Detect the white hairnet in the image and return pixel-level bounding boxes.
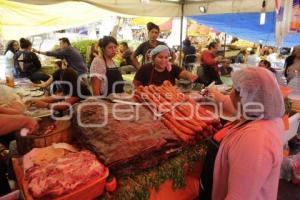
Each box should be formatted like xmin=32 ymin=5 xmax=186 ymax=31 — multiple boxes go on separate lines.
xmin=150 ymin=45 xmax=170 ymax=57
xmin=232 ymin=67 xmax=284 ymax=119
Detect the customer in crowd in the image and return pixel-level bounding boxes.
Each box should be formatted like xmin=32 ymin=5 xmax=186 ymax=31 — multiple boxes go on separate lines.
xmin=4 ymin=40 xmax=19 ymax=75
xmin=119 ymin=42 xmax=133 ymax=67
xmin=260 ymin=46 xmax=270 ymax=59
xmin=284 ymin=45 xmax=300 ymax=82
xmin=88 ymin=42 xmax=100 ymax=68
xmin=0 ymin=84 xmax=37 ymax=195
xmin=27 ymin=68 xmax=90 ymax=111
xmin=133 ymin=45 xmax=198 ymax=87
xmin=205 ymin=67 xmax=284 ymax=200
xmin=201 ymin=41 xmax=223 ymax=85
xmin=284 ymin=47 xmax=297 ymax=77
xmin=219 ymin=59 xmax=233 ymax=76
xmin=34 ymin=37 xmax=87 ymax=75
xmin=182 ymin=38 xmax=196 ymax=71
xmin=131 ymin=22 xmax=176 ymax=69
xmin=14 ymin=38 xmax=50 ymax=83
xmin=258 ymin=59 xmax=276 ymax=74
xmin=247 ymin=49 xmax=260 ymax=66
xmin=90 ymin=36 xmax=124 ymax=96
xmin=0 ymin=114 xmax=38 ymax=196
xmin=267 ymin=47 xmax=278 ymax=65
xmin=0 ymin=85 xmax=36 ymax=195
xmin=119 ymin=42 xmax=136 ymax=74
xmin=235 ymin=49 xmax=246 ymax=64
xmin=32 ymin=60 xmax=67 ymax=92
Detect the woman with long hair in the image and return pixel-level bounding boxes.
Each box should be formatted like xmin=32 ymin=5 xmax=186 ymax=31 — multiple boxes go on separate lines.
xmin=284 ymin=46 xmax=300 ymax=82
xmin=4 ymin=40 xmax=19 ymax=74
xmin=88 ymin=42 xmax=100 ymax=68
xmin=90 ymin=36 xmax=124 ymax=96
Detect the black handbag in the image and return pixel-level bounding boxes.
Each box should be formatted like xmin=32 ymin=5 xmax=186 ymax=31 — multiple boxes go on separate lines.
xmin=199 ymin=138 xmax=219 ymax=200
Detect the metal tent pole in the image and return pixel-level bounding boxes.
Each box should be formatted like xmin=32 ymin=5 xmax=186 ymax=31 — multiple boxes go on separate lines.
xmin=179 ymin=2 xmax=184 ymax=67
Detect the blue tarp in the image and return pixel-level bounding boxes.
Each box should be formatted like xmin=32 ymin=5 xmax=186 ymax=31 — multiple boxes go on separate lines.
xmin=283 ymin=34 xmax=300 ymax=47
xmin=189 ymin=12 xmax=300 ymax=47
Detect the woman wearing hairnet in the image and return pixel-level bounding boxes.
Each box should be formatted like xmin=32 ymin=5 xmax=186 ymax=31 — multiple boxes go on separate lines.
xmin=133 ymin=45 xmax=198 ymax=86
xmin=205 ymin=67 xmax=285 ymax=200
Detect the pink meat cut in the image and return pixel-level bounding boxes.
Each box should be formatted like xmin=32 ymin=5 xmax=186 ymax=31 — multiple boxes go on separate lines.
xmin=26 ymin=151 xmax=105 ymax=199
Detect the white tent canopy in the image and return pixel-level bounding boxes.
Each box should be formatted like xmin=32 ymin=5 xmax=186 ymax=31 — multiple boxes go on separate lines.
xmin=1 ymin=0 xmax=276 ymax=40
xmin=0 ymin=0 xmax=133 ymax=40
xmin=9 ymin=0 xmax=276 ymax=17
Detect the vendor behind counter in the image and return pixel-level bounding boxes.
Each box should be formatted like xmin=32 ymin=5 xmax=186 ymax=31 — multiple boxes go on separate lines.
xmin=133 ymin=45 xmax=198 ymax=87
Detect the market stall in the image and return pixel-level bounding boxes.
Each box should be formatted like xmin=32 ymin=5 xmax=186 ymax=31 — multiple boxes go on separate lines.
xmin=3 ymin=72 xmax=300 ymax=199
xmin=7 ymin=80 xmax=221 ymax=200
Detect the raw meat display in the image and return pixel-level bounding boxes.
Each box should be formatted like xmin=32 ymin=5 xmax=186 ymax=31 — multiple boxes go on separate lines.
xmin=73 ymin=99 xmax=181 ymax=176
xmin=134 ymin=81 xmax=221 ymax=142
xmin=26 ymin=151 xmax=106 ymax=199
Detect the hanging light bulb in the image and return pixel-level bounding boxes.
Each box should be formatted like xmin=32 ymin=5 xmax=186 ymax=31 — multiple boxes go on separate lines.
xmin=199 ymin=6 xmax=207 ymax=13
xmin=260 ymin=0 xmax=266 ymax=25
xmin=260 ymin=12 xmax=266 ymax=25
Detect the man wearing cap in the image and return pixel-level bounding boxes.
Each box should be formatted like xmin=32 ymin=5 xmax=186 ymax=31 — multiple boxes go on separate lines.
xmin=133 ymin=45 xmax=197 ymax=86
xmin=131 ymin=22 xmax=176 ymax=69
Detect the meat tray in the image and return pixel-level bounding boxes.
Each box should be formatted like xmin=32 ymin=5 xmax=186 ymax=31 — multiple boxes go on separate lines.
xmin=13 ymin=157 xmax=109 ymax=200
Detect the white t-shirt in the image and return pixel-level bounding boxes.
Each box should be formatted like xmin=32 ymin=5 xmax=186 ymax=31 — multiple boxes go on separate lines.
xmin=4 ymin=50 xmax=14 ymax=73
xmin=89 ymin=56 xmax=117 ymax=94
xmin=90 ymin=56 xmax=117 ymax=76
xmin=247 ymin=55 xmax=260 ymax=66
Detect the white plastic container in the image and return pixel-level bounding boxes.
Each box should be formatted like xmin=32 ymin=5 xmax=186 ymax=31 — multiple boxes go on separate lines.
xmin=284 ymin=113 xmax=300 ymax=143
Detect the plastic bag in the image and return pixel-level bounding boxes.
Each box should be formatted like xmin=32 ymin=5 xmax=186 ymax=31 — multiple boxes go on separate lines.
xmin=292 ymin=152 xmax=300 ymax=185
xmin=280 ymin=156 xmax=294 ymax=181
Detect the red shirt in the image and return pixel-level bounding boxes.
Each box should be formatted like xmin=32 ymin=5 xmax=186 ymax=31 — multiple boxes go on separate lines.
xmin=201 ymin=50 xmax=218 ymax=72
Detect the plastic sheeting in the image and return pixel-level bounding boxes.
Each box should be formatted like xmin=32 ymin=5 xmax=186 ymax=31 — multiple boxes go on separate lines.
xmin=189 ymin=12 xmax=276 ymax=46
xmin=189 ymin=12 xmax=300 ymax=47
xmin=0 ymin=0 xmax=128 ymax=40
xmin=282 ymin=34 xmax=300 ymax=47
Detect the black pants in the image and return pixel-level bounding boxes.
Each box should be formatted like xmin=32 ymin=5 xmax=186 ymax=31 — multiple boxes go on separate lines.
xmin=29 ymin=71 xmax=50 ymax=83
xmin=0 ymin=134 xmax=15 ymax=149
xmin=203 ymin=67 xmax=223 ymax=86
xmin=0 ymin=134 xmax=16 ymax=196
xmin=0 ymin=159 xmax=11 ymax=196
xmin=199 ymin=139 xmax=219 ymax=200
